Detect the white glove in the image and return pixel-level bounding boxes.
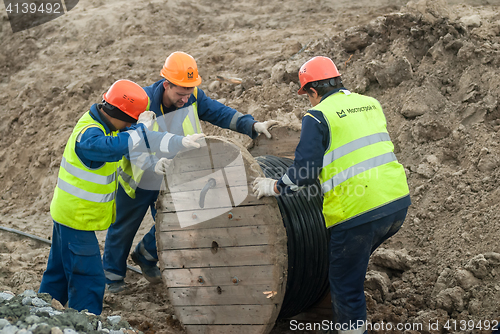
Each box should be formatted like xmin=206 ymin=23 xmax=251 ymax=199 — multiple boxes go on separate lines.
xmin=254 ymin=120 xmax=279 ymax=139
xmin=154 ymin=158 xmax=172 ymax=175
xmin=252 ymin=177 xmax=278 ymax=199
xmin=182 ymin=133 xmax=206 ymax=149
xmin=138 ymin=110 xmax=156 ymax=131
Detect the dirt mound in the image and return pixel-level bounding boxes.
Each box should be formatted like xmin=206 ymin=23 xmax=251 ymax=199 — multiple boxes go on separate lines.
xmin=1 ymin=0 xmax=500 ymax=333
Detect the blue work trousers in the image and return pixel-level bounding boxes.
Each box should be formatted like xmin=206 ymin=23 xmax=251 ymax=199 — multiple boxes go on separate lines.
xmin=102 ymin=184 xmax=159 ymax=283
xmin=39 ymin=221 xmax=105 ymax=315
xmin=329 ymin=207 xmax=408 ymax=334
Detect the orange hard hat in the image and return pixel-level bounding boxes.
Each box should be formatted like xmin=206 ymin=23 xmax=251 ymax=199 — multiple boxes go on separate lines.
xmin=102 ymin=79 xmax=150 ymax=120
xmin=160 ymin=51 xmax=202 ymax=87
xmin=298 ymin=56 xmax=341 ymax=95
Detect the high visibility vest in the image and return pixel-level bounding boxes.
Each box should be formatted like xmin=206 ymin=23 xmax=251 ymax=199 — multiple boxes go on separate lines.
xmin=118 ymin=88 xmax=201 ymax=198
xmin=317 ymin=90 xmax=410 ymax=228
xmin=50 ymin=111 xmax=119 ymax=231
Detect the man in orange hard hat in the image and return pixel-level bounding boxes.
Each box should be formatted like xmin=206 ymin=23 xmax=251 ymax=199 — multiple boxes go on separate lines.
xmin=103 ymin=51 xmax=278 ymax=292
xmin=253 ymin=56 xmax=411 ymax=334
xmin=39 ymin=79 xmax=204 ymax=315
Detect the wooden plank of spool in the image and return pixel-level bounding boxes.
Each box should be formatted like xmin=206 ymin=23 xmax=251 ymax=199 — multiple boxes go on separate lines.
xmin=157 ymin=205 xmax=282 ymax=232
xmin=158 ymin=225 xmax=274 ymax=250
xmin=168 ymin=285 xmax=278 ymax=306
xmin=156 ymin=137 xmax=287 ymax=334
xmin=161 ymin=265 xmax=281 ymax=287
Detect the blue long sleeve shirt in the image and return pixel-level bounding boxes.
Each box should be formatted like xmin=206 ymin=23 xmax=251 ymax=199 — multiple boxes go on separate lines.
xmin=75 ymin=104 xmax=184 ymax=169
xmin=143 ymin=79 xmax=258 ymax=138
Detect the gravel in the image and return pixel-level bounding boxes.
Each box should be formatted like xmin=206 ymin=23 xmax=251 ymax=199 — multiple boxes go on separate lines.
xmin=0 ymin=290 xmax=142 ymax=334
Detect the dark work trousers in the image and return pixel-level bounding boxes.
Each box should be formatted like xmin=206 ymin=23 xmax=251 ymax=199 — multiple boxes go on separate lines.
xmin=102 ymin=184 xmax=158 ymax=284
xmin=39 ymin=221 xmax=105 ymax=315
xmin=328 ymin=207 xmax=408 ymax=334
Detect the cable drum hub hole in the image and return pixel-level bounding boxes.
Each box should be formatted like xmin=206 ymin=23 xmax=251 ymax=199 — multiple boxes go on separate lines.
xmin=211 ymin=241 xmax=219 ymax=254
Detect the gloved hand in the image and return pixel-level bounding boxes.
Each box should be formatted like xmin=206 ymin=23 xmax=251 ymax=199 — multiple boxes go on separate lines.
xmin=182 ymin=133 xmax=206 ymax=149
xmin=138 ymin=110 xmax=156 ymax=131
xmin=254 ymin=120 xmax=279 ymax=139
xmin=252 ymin=177 xmax=278 ymax=199
xmin=154 ymin=158 xmax=172 ymax=175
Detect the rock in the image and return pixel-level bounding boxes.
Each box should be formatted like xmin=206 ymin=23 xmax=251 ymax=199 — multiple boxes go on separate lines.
xmin=342 ymin=27 xmax=371 ymax=52
xmin=455 ymin=269 xmax=480 ymax=290
xmin=21 ymin=290 xmax=37 ymax=298
xmin=207 ymin=80 xmax=220 ymax=92
xmin=435 ymin=286 xmax=465 ymax=313
xmin=405 ymin=0 xmax=449 ymax=24
xmin=371 ymin=56 xmax=413 ymax=88
xmin=484 ymin=252 xmax=500 ymax=265
xmin=416 ymin=163 xmax=435 ymax=179
xmin=51 ymin=299 xmax=65 ymax=311
xmin=51 ymin=327 xmax=63 ymax=334
xmin=468 ymin=298 xmax=482 ymax=315
xmin=399 ymin=86 xmax=446 ymax=118
xmin=365 ymin=271 xmax=392 ymax=302
xmin=280 ymin=40 xmax=303 ymax=58
xmin=465 ymin=254 xmax=489 ymax=279
xmin=477 ymin=154 xmax=499 ymax=172
xmin=412 ymin=120 xmax=451 ymax=143
xmin=371 ymin=248 xmax=414 ymax=271
xmin=460 ymin=15 xmax=481 ymax=28
xmin=426 ymin=155 xmax=439 ymax=165
xmin=271 ymin=62 xmax=287 ymax=84
xmin=0 ymin=319 xmax=10 ymax=330
xmin=24 ymin=315 xmax=40 ymax=325
xmin=63 ymin=329 xmax=78 ymax=334
xmin=433 ymin=267 xmax=454 ymax=296
xmin=270 ymin=61 xmax=299 ymax=84
xmin=1 ymin=325 xmax=19 ymax=334
xmin=31 ymin=297 xmax=49 ymax=307
xmin=107 ymin=316 xmax=122 ymax=326
xmin=0 ymin=292 xmax=14 ymax=301
xmin=22 ymin=297 xmax=33 ymax=306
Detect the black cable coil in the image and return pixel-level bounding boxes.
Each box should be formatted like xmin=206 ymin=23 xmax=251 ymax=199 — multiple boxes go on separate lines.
xmin=255 ymin=155 xmax=331 ymax=319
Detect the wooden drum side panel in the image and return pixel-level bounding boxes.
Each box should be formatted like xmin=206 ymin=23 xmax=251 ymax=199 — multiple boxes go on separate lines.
xmin=156 ymin=137 xmax=287 ymax=334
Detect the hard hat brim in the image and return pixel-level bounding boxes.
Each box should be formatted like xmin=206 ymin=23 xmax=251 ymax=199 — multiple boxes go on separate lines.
xmin=160 ymin=72 xmax=202 ymax=87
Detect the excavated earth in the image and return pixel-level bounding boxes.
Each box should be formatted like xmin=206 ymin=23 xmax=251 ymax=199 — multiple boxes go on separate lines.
xmin=1 ymin=0 xmax=500 ymax=333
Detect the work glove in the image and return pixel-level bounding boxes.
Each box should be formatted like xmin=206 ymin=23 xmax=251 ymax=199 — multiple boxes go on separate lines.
xmin=253 ymin=120 xmax=279 ymax=139
xmin=252 ymin=177 xmax=279 ymax=199
xmin=154 ymin=158 xmax=172 ymax=175
xmin=182 ymin=133 xmax=206 ymax=149
xmin=137 ymin=110 xmax=156 ymax=131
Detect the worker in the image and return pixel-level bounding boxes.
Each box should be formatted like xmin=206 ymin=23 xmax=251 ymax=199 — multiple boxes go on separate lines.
xmin=102 ymin=51 xmax=278 ymax=292
xmin=253 ymin=56 xmax=411 ymax=334
xmin=38 ymin=79 xmax=204 ymax=315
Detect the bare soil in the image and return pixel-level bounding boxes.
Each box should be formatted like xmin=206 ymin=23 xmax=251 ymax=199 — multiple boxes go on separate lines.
xmin=1 ymin=0 xmax=500 ymax=333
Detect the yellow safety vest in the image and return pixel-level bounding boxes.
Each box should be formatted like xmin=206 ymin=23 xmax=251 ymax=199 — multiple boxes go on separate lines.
xmin=50 ymin=111 xmax=119 ymax=231
xmin=118 ymin=88 xmax=201 ymax=198
xmin=317 ymin=90 xmax=410 ymax=228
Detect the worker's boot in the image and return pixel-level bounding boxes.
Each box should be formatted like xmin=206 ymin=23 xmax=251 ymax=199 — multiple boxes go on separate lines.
xmin=106 ymin=280 xmax=126 ymax=293
xmin=130 ymin=251 xmax=162 ymax=284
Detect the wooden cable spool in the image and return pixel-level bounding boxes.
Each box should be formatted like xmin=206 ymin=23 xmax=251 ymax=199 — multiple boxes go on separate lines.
xmin=156 ymin=136 xmax=288 ymax=334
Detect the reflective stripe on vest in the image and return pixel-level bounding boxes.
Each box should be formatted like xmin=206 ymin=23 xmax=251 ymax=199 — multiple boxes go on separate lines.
xmin=60 ymin=157 xmax=116 ymax=185
xmin=317 ymin=91 xmax=409 ymax=228
xmin=56 ymin=178 xmax=116 ymax=203
xmin=50 ymin=111 xmax=118 ymax=231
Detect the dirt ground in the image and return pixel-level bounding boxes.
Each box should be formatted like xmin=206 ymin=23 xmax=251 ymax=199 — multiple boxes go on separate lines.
xmin=1 ymin=0 xmax=500 ymax=333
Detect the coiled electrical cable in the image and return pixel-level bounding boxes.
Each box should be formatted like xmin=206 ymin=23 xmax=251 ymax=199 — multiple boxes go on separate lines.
xmin=255 ymin=155 xmax=331 ymax=319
